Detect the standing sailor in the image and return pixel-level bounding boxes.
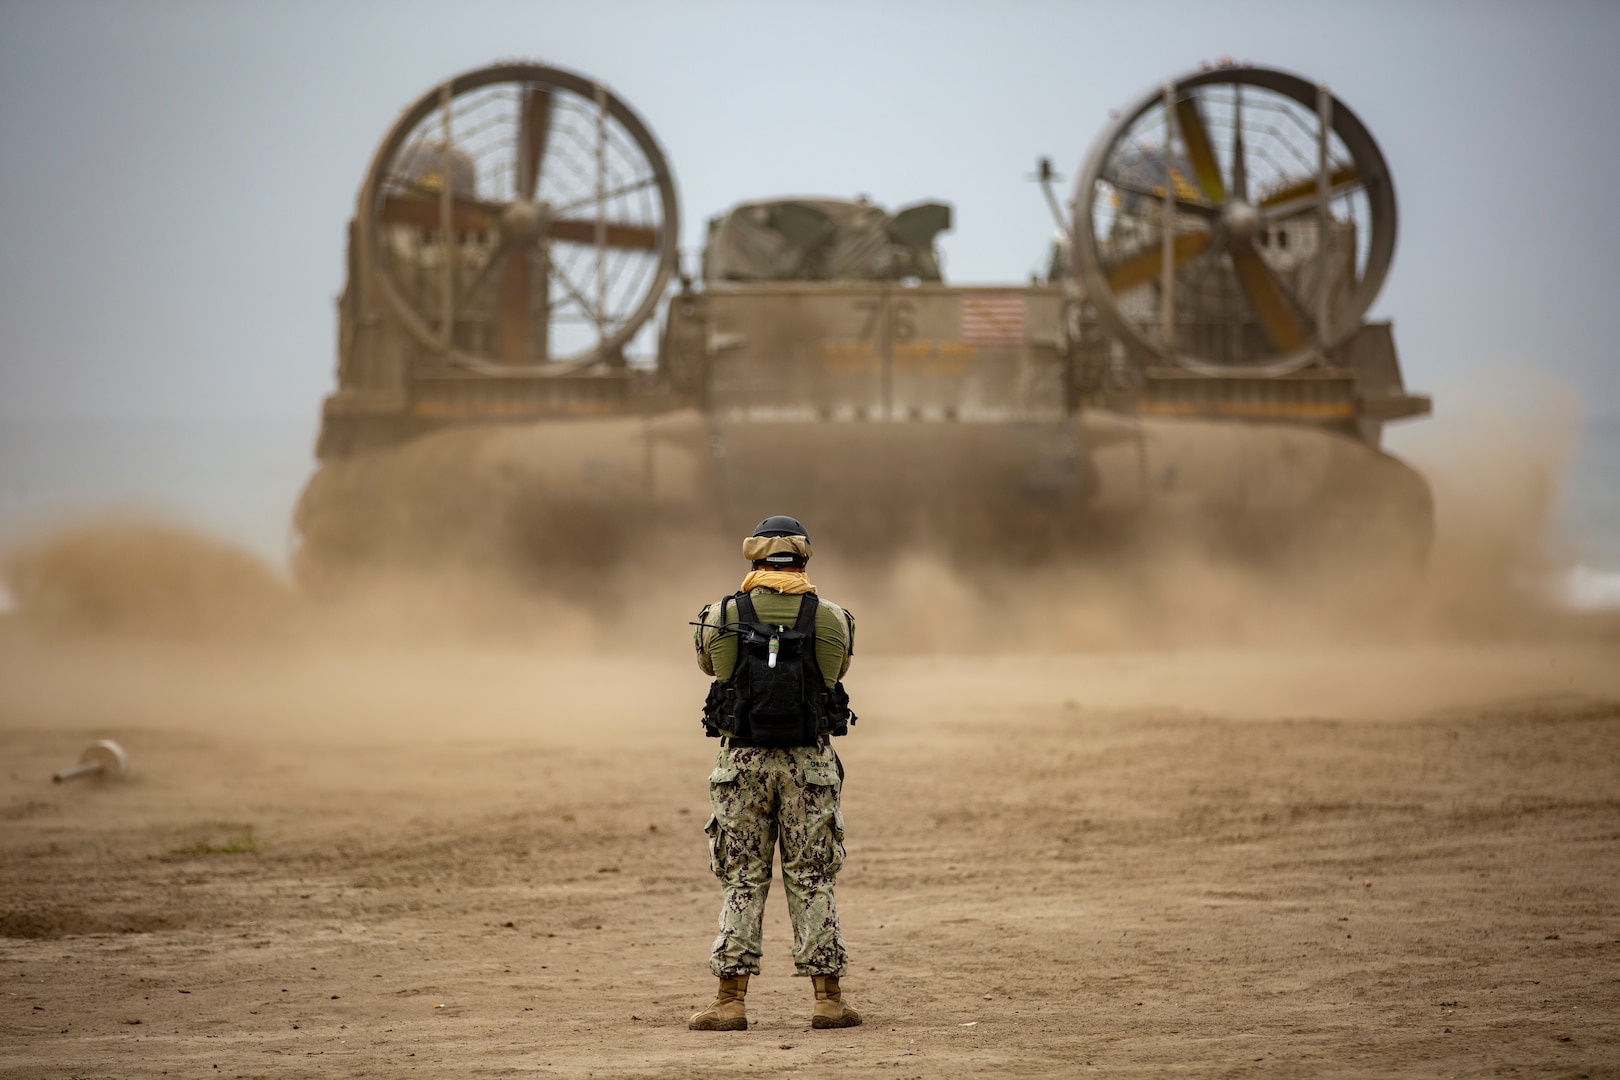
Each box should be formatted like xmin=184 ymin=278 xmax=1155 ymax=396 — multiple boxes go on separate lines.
xmin=689 ymin=515 xmax=861 ymax=1031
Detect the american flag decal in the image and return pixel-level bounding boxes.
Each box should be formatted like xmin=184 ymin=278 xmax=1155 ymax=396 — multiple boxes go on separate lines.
xmin=959 ymin=291 xmax=1027 ymax=346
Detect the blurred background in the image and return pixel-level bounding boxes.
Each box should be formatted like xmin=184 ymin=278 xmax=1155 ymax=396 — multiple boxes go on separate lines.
xmin=0 ymin=0 xmax=1615 ymax=606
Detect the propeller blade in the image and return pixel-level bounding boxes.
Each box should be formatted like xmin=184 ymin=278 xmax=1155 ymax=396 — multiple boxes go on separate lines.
xmin=380 ymin=196 xmax=495 ymax=233
xmin=1258 ymin=166 xmax=1360 ymax=209
xmin=519 ymin=85 xmax=551 ymax=200
xmin=1174 ymin=97 xmax=1226 ymax=204
xmin=1229 ymin=241 xmax=1311 ymax=350
xmin=1103 ymin=176 xmax=1219 ymax=218
xmin=548 ymin=219 xmax=660 ymax=250
xmin=498 ymin=248 xmax=533 ymax=365
xmin=1104 ymin=231 xmax=1212 ymax=293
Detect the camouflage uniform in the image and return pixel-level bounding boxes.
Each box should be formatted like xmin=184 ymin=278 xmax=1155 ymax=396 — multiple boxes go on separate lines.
xmin=705 ymin=741 xmax=847 ymax=977
xmin=695 ymin=586 xmax=853 ymax=979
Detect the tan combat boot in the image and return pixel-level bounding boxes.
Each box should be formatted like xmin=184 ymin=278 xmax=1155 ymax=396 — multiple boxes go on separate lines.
xmin=689 ymin=975 xmax=749 ymax=1031
xmin=810 ymin=974 xmax=862 ymax=1029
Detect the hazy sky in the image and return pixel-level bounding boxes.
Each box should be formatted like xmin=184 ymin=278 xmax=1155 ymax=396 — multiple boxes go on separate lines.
xmin=1 ymin=0 xmax=1617 ymax=427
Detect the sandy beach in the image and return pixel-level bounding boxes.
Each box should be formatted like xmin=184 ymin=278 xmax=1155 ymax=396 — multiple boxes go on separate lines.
xmin=3 ymin=627 xmax=1617 ymax=1077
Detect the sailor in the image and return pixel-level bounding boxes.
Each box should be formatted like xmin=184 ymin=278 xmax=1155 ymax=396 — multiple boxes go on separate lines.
xmin=688 ymin=515 xmax=861 ymax=1031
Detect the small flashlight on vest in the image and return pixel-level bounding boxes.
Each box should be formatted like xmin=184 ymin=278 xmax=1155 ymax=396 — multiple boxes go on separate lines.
xmin=768 ymin=634 xmax=780 ymax=668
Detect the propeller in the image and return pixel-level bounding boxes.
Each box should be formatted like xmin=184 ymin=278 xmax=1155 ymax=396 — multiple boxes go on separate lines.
xmin=1222 ymin=83 xmax=1307 ymax=350
xmin=1103 ymin=175 xmax=1219 ymax=219
xmin=377 ymin=83 xmax=660 ymax=363
xmin=1100 ymin=100 xmax=1223 ymax=302
xmin=361 ymin=63 xmax=680 ymax=372
xmin=1173 ymin=98 xmax=1225 ymax=204
xmin=547 ymin=220 xmax=659 ymax=249
xmin=1075 ymin=68 xmax=1397 ymax=376
xmin=1259 ymin=166 xmax=1361 ymax=222
xmin=1106 ymin=231 xmax=1211 ymax=294
xmin=379 ymin=196 xmax=656 ymax=248
xmin=1099 ymin=89 xmax=1323 ymax=354
xmin=1229 ymin=244 xmax=1309 ymax=350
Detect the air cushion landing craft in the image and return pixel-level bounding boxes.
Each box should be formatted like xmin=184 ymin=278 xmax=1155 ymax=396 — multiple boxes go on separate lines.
xmin=295 ymin=62 xmax=1431 ymax=583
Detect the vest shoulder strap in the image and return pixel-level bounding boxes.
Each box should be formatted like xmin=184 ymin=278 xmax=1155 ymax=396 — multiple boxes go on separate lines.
xmin=793 ymin=591 xmax=819 ymax=634
xmin=800 ymin=591 xmax=826 ymax=687
xmin=730 ymin=590 xmax=757 ymax=627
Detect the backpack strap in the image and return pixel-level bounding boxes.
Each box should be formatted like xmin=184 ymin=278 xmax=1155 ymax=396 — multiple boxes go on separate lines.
xmin=792 ymin=592 xmax=819 ymax=634
xmin=794 ymin=592 xmax=825 ymax=688
xmin=731 ymin=590 xmax=757 ymax=629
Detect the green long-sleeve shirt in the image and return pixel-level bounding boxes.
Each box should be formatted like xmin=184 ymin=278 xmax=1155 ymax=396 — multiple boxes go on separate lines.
xmin=694 ymin=588 xmax=853 ymax=688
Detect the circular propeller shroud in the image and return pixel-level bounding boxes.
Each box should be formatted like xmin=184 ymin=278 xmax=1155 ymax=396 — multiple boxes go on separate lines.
xmin=359 ymin=63 xmax=680 ymax=374
xmin=1072 ymin=67 xmax=1396 ymax=377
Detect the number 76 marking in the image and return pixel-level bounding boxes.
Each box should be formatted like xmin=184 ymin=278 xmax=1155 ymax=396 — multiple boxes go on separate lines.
xmin=853 ymin=298 xmax=916 ymax=342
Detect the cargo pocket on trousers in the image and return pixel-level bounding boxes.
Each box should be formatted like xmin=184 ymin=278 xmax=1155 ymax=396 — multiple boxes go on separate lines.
xmin=703 ymin=812 xmax=724 ymax=878
xmin=706 ymin=762 xmax=739 ymax=879
xmin=802 ymin=759 xmax=845 ymax=877
xmin=827 ymin=806 xmax=846 ymax=876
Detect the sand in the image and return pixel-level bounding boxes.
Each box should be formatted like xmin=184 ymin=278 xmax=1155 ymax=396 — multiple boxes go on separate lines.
xmin=3 ymin=398 xmax=1617 ymax=1077
xmin=3 ymin=630 xmax=1618 ymax=1078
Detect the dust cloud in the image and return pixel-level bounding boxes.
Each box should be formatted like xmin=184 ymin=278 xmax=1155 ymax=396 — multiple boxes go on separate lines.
xmin=0 ymin=391 xmax=1604 ymax=657
xmin=2 ymin=517 xmax=302 ymax=641
xmin=2 ymin=367 xmax=1611 ymax=756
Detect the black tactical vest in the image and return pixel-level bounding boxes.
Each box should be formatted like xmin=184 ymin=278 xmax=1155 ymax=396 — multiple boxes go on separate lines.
xmin=702 ymin=591 xmax=854 ymax=746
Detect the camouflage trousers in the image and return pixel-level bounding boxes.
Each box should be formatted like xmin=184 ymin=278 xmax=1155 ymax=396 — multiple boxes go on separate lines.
xmin=704 ymin=741 xmax=848 ymax=978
